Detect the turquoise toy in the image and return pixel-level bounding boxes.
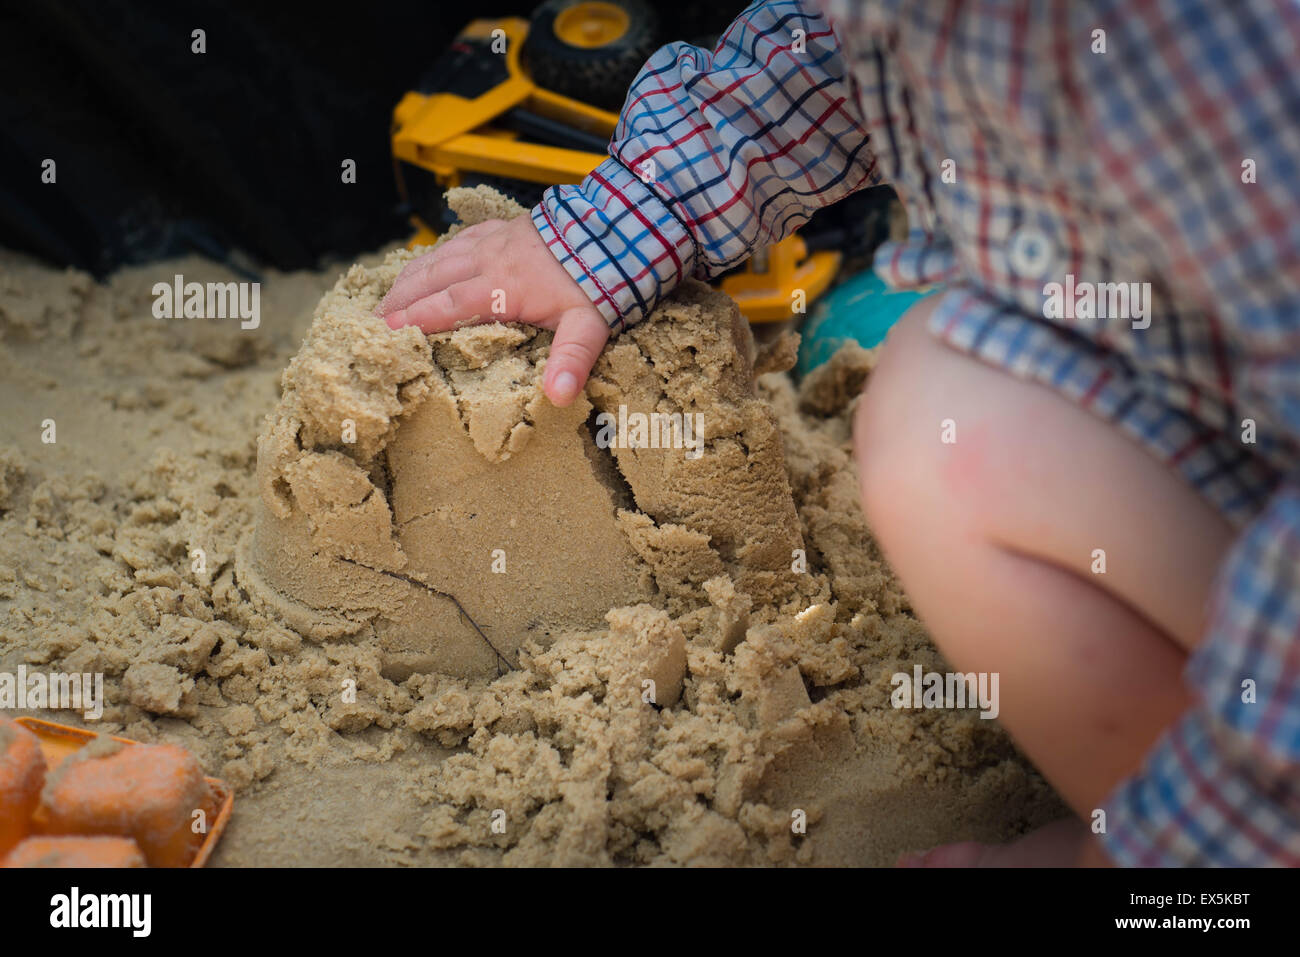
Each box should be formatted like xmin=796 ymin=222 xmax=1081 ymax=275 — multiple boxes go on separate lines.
xmin=795 ymin=270 xmax=938 ymax=378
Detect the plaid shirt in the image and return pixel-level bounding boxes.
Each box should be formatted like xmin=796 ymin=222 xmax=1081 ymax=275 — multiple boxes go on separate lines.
xmin=531 ymin=0 xmax=1300 ymax=866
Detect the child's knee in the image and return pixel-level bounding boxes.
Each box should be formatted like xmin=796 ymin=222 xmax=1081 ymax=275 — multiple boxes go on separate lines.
xmin=853 ymin=301 xmax=949 ymax=549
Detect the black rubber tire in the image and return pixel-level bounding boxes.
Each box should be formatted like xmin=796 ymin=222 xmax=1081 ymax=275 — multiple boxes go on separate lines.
xmin=523 ymin=0 xmax=660 ymax=112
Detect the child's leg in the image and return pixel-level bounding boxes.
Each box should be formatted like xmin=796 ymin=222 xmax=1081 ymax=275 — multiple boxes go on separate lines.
xmin=853 ymin=298 xmax=1236 ymax=819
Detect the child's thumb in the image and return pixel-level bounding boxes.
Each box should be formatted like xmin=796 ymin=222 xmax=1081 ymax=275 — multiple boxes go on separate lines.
xmin=544 ymin=306 xmax=611 ymax=406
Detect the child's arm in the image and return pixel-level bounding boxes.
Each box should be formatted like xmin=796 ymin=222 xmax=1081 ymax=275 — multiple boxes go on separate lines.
xmin=531 ymin=0 xmax=879 ymax=332
xmin=381 ymin=0 xmax=879 ymax=404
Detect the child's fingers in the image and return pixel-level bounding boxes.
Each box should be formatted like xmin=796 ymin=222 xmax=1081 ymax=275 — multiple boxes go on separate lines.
xmin=543 ymin=306 xmax=610 ymax=406
xmin=379 ymin=247 xmax=442 ymax=310
xmin=379 ymin=254 xmax=479 ymax=315
xmin=378 ymin=237 xmax=484 ymax=314
xmin=377 ymin=222 xmax=503 ymax=315
xmin=386 ymin=276 xmax=499 ymax=332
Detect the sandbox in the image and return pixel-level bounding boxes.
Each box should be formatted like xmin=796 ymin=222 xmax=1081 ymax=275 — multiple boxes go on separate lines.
xmin=0 ymin=190 xmax=1066 ymax=865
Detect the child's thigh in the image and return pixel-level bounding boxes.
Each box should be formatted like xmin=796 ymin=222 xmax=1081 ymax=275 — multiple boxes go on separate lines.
xmin=854 ymin=299 xmax=1235 ymax=652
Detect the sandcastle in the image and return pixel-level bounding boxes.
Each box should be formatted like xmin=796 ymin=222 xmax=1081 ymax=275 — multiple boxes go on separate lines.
xmin=236 ymin=187 xmax=812 ymax=680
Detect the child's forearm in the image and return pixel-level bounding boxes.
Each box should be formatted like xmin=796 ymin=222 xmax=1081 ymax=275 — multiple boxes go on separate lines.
xmin=532 ymin=0 xmax=880 ymax=330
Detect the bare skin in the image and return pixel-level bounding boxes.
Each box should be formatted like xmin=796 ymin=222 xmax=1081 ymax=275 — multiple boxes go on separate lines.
xmin=378 ymin=217 xmax=611 ymax=407
xmin=856 ymin=297 xmax=1236 ymax=865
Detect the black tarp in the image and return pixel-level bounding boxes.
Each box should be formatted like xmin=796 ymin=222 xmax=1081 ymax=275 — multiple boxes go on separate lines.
xmin=0 ymin=0 xmax=536 ymax=275
xmin=0 ymin=1 xmax=741 ymax=276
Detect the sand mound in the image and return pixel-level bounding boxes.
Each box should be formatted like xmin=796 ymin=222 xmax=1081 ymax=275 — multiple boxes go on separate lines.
xmin=0 ymin=194 xmax=1066 ymax=865
xmin=240 ymin=188 xmax=812 ymax=680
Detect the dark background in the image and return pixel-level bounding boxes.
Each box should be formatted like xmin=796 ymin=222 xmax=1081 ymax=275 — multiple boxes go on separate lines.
xmin=0 ymin=1 xmax=738 ymax=277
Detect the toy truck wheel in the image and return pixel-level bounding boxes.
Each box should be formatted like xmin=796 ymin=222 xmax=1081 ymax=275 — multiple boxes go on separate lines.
xmin=524 ymin=0 xmax=660 ymax=111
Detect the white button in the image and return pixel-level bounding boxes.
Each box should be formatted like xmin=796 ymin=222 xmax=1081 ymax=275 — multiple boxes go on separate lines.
xmin=1007 ymin=225 xmax=1059 ymax=279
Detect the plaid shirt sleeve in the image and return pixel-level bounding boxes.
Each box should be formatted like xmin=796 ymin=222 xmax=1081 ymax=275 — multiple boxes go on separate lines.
xmin=530 ymin=0 xmax=879 ymax=330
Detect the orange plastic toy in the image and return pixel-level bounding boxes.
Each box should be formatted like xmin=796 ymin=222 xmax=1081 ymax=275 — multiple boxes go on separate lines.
xmin=5 ymin=835 xmax=147 ymax=868
xmin=9 ymin=718 xmax=232 ymax=868
xmin=0 ymin=717 xmax=47 ymax=857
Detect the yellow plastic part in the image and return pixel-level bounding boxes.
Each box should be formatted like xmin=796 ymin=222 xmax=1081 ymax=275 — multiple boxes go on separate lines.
xmin=392 ymin=17 xmax=616 ymax=189
xmin=407 ymin=224 xmax=440 ymax=249
xmin=720 ymin=237 xmax=842 ymax=323
xmin=554 ymin=2 xmax=630 ymax=48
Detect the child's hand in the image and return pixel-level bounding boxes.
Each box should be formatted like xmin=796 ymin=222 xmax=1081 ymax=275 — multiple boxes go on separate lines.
xmin=378 ymin=216 xmax=610 ymax=406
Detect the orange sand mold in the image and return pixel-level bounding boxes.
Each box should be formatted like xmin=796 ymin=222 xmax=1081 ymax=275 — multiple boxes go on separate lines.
xmin=41 ymin=739 xmax=212 ymax=868
xmin=5 ymin=835 xmax=147 ymax=868
xmin=0 ymin=717 xmax=47 ymax=857
xmin=11 ymin=719 xmax=233 ymax=868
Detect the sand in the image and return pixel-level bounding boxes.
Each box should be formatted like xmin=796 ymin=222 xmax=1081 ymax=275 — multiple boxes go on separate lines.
xmin=0 ymin=188 xmax=1067 ymax=865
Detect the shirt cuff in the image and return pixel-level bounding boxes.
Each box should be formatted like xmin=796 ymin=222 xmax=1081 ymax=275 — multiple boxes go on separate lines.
xmin=531 ymin=156 xmax=696 ymax=331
